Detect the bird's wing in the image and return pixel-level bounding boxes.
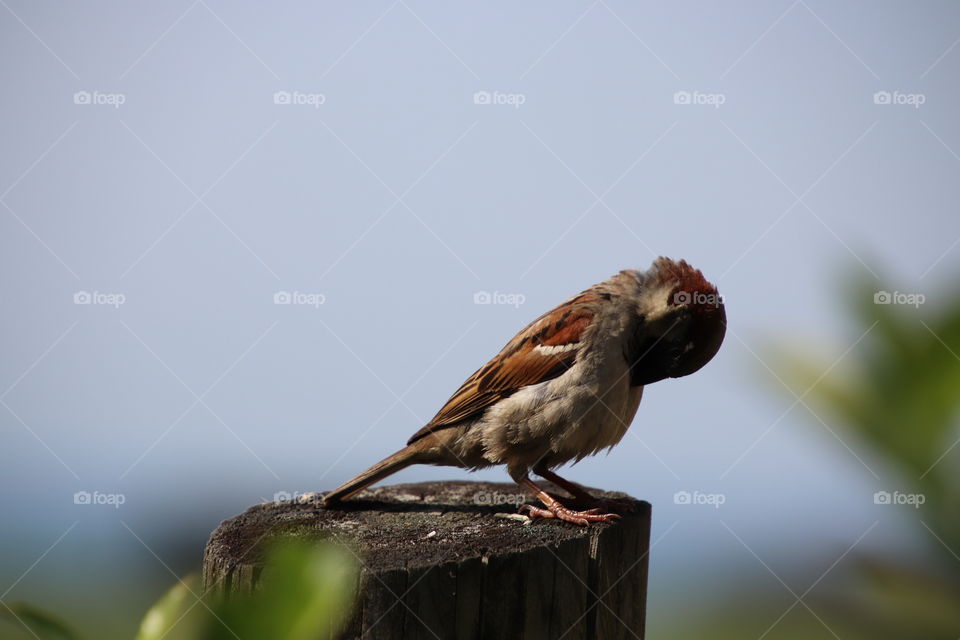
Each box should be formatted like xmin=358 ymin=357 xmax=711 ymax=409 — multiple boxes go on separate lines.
xmin=407 ymin=298 xmax=596 ymax=444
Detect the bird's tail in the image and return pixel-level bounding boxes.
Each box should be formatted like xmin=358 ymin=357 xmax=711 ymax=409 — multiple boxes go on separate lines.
xmin=323 ymin=444 xmax=428 ymax=505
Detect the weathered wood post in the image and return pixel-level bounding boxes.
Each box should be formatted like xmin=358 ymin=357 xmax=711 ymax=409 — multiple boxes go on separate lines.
xmin=203 ymin=481 xmax=651 ymax=639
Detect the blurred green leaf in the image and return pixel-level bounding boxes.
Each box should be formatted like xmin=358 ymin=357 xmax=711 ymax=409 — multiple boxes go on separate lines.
xmin=763 ymin=274 xmax=960 ymax=639
xmin=135 ymin=574 xmax=208 ymax=640
xmin=0 ymin=602 xmax=82 ymax=640
xmin=207 ymin=540 xmax=358 ymax=640
xmin=261 ymin=542 xmax=358 ymax=640
xmin=8 ymin=527 xmax=359 ymax=640
xmin=768 ymin=276 xmax=960 ymax=547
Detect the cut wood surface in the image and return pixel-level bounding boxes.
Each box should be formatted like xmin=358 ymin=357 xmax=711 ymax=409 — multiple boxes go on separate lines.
xmin=203 ymin=481 xmax=651 ymax=640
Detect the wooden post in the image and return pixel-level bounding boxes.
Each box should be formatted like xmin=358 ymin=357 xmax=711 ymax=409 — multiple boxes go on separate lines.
xmin=203 ymin=481 xmax=651 ymax=640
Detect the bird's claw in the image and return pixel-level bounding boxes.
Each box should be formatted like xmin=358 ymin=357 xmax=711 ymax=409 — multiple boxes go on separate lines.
xmin=554 ymin=495 xmax=636 ymax=514
xmin=519 ymin=503 xmax=621 ymax=526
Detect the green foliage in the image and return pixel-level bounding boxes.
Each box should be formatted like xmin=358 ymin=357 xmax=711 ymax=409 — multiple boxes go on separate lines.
xmin=208 ymin=542 xmax=358 ymax=640
xmin=767 ymin=276 xmax=960 ymax=638
xmin=774 ymin=278 xmax=960 ymax=547
xmin=0 ymin=603 xmax=82 ymax=640
xmin=134 ymin=574 xmax=207 ymax=640
xmin=3 ymin=541 xmax=358 ymax=640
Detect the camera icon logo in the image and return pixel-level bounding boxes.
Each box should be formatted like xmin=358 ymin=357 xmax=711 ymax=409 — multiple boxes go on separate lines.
xmin=74 ymin=291 xmax=92 ymax=304
xmin=473 ymin=91 xmax=491 ymax=105
xmin=273 ymin=491 xmax=292 ymax=503
xmin=873 ymin=490 xmax=892 ymax=505
xmin=273 ymin=91 xmax=291 ymax=105
xmin=873 ymin=91 xmax=891 ymax=105
xmin=73 ymin=91 xmax=91 ymax=105
xmin=473 ymin=290 xmax=492 ymax=304
xmin=673 ymin=490 xmax=692 ymax=505
xmin=673 ymin=91 xmax=691 ymax=105
xmin=873 ymin=290 xmax=891 ymax=305
xmin=273 ymin=291 xmax=292 ymax=304
xmin=74 ymin=491 xmax=92 ymax=504
xmin=673 ymin=291 xmax=692 ymax=305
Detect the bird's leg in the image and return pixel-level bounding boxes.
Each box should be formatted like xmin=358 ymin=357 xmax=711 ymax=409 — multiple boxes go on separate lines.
xmin=533 ymin=464 xmax=636 ymax=513
xmin=515 ymin=475 xmax=620 ymax=525
xmin=534 ymin=467 xmax=596 ymax=502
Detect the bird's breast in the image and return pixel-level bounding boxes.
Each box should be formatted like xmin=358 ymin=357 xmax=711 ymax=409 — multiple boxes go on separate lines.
xmin=477 ymin=338 xmax=644 ymax=468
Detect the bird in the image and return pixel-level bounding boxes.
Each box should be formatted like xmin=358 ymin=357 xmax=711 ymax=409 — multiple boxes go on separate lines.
xmin=323 ymin=257 xmax=726 ymax=525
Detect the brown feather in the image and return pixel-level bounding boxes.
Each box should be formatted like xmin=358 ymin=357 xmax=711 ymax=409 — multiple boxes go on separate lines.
xmin=406 ymin=299 xmax=597 ymax=445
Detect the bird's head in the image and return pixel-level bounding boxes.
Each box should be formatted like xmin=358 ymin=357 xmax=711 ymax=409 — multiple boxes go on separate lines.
xmin=626 ymin=257 xmax=727 ymax=385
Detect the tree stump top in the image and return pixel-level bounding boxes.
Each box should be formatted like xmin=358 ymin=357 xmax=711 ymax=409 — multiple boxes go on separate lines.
xmin=203 ymin=481 xmax=652 ymax=639
xmin=205 ymin=481 xmax=649 ymax=576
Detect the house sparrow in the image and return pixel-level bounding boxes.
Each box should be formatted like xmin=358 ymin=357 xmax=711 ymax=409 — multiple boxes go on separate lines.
xmin=323 ymin=257 xmax=726 ymax=525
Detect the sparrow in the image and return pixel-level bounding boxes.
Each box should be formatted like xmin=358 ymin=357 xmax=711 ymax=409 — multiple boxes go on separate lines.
xmin=323 ymin=257 xmax=726 ymax=525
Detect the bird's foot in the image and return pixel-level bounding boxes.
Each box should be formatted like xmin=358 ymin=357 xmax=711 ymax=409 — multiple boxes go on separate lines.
xmin=555 ymin=494 xmax=637 ymax=514
xmin=519 ymin=502 xmax=621 ymax=526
